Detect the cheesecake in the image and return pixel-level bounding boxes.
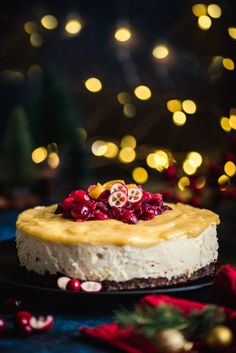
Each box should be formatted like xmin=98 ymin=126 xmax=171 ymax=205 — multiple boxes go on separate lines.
xmin=16 ymin=180 xmax=220 ymax=291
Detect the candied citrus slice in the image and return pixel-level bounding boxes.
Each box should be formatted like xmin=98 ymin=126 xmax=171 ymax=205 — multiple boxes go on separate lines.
xmin=126 ymin=183 xmax=137 ymax=189
xmin=103 ymin=180 xmax=125 ymax=190
xmin=88 ymin=183 xmax=105 ymax=199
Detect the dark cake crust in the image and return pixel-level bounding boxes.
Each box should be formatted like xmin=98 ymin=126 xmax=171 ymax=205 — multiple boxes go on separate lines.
xmin=102 ymin=262 xmax=217 ymax=291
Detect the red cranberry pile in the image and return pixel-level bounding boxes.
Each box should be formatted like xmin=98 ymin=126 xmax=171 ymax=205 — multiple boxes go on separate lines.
xmin=0 ymin=297 xmax=54 ymax=336
xmin=55 ymin=182 xmax=171 ymax=224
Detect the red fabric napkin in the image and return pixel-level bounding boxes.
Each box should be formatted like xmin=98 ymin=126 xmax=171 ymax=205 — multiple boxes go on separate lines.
xmin=213 ymin=264 xmax=236 ymax=310
xmin=81 ymin=265 xmax=236 ymax=353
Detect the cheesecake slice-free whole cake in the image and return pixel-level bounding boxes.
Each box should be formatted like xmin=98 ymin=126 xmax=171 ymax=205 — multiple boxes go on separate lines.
xmin=16 ymin=180 xmax=220 ymax=291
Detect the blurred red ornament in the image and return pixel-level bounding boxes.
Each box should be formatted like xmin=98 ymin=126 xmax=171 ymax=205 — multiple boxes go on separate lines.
xmin=190 ymin=195 xmax=201 ymax=207
xmin=226 ymin=153 xmax=236 ymax=163
xmin=164 ymin=165 xmax=177 ymax=181
xmin=163 ymin=188 xmax=173 ymax=201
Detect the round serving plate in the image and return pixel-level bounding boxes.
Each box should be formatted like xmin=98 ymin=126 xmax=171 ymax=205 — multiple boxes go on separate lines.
xmin=0 ymin=240 xmax=213 ymax=305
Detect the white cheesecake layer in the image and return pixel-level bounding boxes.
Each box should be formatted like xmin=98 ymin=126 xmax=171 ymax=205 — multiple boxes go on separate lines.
xmin=16 ymin=224 xmax=218 ymax=282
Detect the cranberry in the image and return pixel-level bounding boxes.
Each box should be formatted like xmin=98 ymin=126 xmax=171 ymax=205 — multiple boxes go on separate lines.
xmin=0 ymin=316 xmax=7 ymax=334
xmin=3 ymin=297 xmax=22 ymax=313
xmin=30 ymin=315 xmax=54 ymax=331
xmin=140 ymin=205 xmax=156 ymax=220
xmin=94 ymin=210 xmax=109 ymax=220
xmin=96 ymin=202 xmax=110 ymax=215
xmin=71 ymin=204 xmax=90 ymax=220
xmin=66 ymin=278 xmax=81 ymax=291
xmin=17 ymin=324 xmax=33 ymax=336
xmin=72 ymin=190 xmax=90 ymax=204
xmin=141 ymin=191 xmax=153 ymax=202
xmin=111 ymin=206 xmax=124 ymax=220
xmin=61 ymin=197 xmax=74 ymax=210
xmin=15 ymin=311 xmax=33 ymax=334
xmin=97 ymin=190 xmax=110 ymax=202
xmin=122 ymin=210 xmax=138 ymax=224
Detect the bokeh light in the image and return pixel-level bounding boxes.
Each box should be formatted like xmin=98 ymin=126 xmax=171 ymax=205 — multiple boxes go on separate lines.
xmin=178 ymin=176 xmax=190 ymax=191
xmin=134 ymin=85 xmax=152 ymax=100
xmin=32 ymin=147 xmax=48 ymax=164
xmin=114 ymin=27 xmax=131 ymax=42
xmin=27 ymin=64 xmax=43 ymax=77
xmin=65 ymin=19 xmax=82 ymax=35
xmin=119 ymin=147 xmax=136 ymax=163
xmin=228 ymin=27 xmax=236 ymax=40
xmin=85 ymin=78 xmax=102 ymax=92
xmin=103 ymin=142 xmax=118 ymax=158
xmin=223 ymin=58 xmax=235 ymax=71
xmin=91 ymin=140 xmax=107 ymax=156
xmin=220 ymin=117 xmax=231 ymax=132
xmin=152 ymin=45 xmax=169 ymax=59
xmin=218 ymin=174 xmax=230 ymax=186
xmin=41 ymin=15 xmax=58 ymax=30
xmin=182 ymin=100 xmax=197 ymax=114
xmin=24 ymin=21 xmax=38 ymax=34
xmin=198 ymin=15 xmax=212 ymax=30
xmin=167 ymin=100 xmax=182 ymax=113
xmin=172 ymin=111 xmax=186 ymax=126
xmin=117 ymin=92 xmax=131 ymax=105
xmin=207 ymin=4 xmax=222 ymax=18
xmin=229 ymin=115 xmax=236 ymax=129
xmin=183 ymin=160 xmax=197 ymax=175
xmin=123 ymin=104 xmax=136 ymax=118
xmin=121 ymin=135 xmax=136 ymax=149
xmin=48 ymin=152 xmax=60 ymax=169
xmin=187 ymin=151 xmax=202 ymax=168
xmin=192 ymin=4 xmax=207 ymax=17
xmin=224 ymin=161 xmax=236 ymax=177
xmin=132 ymin=167 xmax=148 ymax=184
xmin=30 ymin=33 xmax=43 ymax=47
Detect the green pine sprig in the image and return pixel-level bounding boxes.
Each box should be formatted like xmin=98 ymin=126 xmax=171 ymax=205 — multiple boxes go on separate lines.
xmin=114 ymin=304 xmax=226 ymax=340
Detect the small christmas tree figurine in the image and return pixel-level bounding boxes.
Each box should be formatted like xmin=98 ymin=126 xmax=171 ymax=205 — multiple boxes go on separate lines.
xmin=30 ymin=66 xmax=77 ymax=146
xmin=0 ymin=106 xmax=34 ymax=187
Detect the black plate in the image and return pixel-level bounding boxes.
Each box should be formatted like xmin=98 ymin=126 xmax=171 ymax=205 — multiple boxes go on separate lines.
xmin=0 ymin=240 xmax=213 ymax=305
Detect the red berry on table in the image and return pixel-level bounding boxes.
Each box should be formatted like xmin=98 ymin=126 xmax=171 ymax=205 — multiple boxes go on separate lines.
xmin=15 ymin=311 xmax=33 ymax=334
xmin=29 ymin=315 xmax=54 ymax=332
xmin=3 ymin=297 xmax=22 ymax=313
xmin=66 ymin=278 xmax=81 ymax=291
xmin=0 ymin=316 xmax=7 ymax=333
xmin=57 ymin=276 xmax=71 ymax=290
xmin=72 ymin=190 xmax=90 ymax=204
xmin=94 ymin=210 xmax=109 ymax=220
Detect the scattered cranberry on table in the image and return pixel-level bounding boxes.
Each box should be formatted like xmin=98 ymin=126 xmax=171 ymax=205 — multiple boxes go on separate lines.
xmin=0 ymin=316 xmax=7 ymax=333
xmin=66 ymin=278 xmax=81 ymax=291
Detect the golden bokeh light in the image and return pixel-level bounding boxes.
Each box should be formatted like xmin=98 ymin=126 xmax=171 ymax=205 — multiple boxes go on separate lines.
xmin=167 ymin=99 xmax=182 ymax=113
xmin=155 ymin=150 xmax=169 ymax=170
xmin=41 ymin=15 xmax=58 ymax=30
xmin=224 ymin=161 xmax=236 ymax=177
xmin=218 ymin=174 xmax=230 ymax=185
xmin=198 ymin=15 xmax=212 ymax=30
xmin=192 ymin=4 xmax=207 ymax=17
xmin=178 ymin=176 xmax=190 ymax=191
xmin=146 ymin=153 xmax=157 ymax=169
xmin=123 ymin=104 xmax=136 ymax=118
xmin=84 ymin=77 xmax=102 ymax=93
xmin=220 ymin=117 xmax=231 ymax=132
xmin=117 ymin=92 xmax=131 ymax=105
xmin=48 ymin=152 xmax=60 ymax=169
xmin=183 ymin=160 xmax=197 ymax=175
xmin=119 ymin=147 xmax=136 ymax=163
xmin=172 ymin=111 xmax=187 ymax=126
xmin=229 ymin=115 xmax=236 ymax=129
xmin=228 ymin=27 xmax=236 ymax=40
xmin=134 ymin=85 xmax=152 ymax=100
xmin=187 ymin=151 xmax=202 ymax=168
xmin=65 ymin=19 xmax=82 ymax=35
xmin=30 ymin=33 xmax=43 ymax=47
xmin=132 ymin=167 xmax=148 ymax=184
xmin=182 ymin=100 xmax=197 ymax=114
xmin=114 ymin=27 xmax=131 ymax=42
xmin=91 ymin=140 xmax=107 ymax=156
xmin=77 ymin=127 xmax=87 ymax=141
xmin=207 ymin=4 xmax=222 ymax=18
xmin=24 ymin=21 xmax=38 ymax=34
xmin=223 ymin=58 xmax=235 ymax=71
xmin=32 ymin=147 xmax=47 ymax=164
xmin=152 ymin=45 xmax=169 ymax=59
xmin=121 ymin=135 xmax=136 ymax=149
xmin=195 ymin=176 xmax=206 ymax=189
xmin=104 ymin=142 xmax=118 ymax=158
